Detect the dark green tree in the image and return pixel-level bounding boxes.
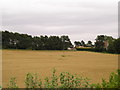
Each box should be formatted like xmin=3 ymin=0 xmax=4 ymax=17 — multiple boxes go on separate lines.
xmin=114 ymin=38 xmax=120 ymax=54
xmin=95 ymin=35 xmax=114 ymax=52
xmin=2 ymin=31 xmax=73 ymax=50
xmin=74 ymin=41 xmax=81 ymax=46
xmin=81 ymin=40 xmax=85 ymax=47
xmin=87 ymin=41 xmax=92 ymax=45
xmin=61 ymin=36 xmax=72 ymax=50
xmin=107 ymin=42 xmax=115 ymax=53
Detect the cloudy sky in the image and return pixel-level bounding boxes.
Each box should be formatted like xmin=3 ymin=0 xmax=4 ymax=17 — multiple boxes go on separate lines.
xmin=1 ymin=0 xmax=119 ymax=43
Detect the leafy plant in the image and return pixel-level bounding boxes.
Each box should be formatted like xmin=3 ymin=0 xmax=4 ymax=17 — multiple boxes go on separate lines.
xmin=25 ymin=73 xmax=42 ymax=88
xmin=7 ymin=69 xmax=120 ymax=88
xmin=7 ymin=77 xmax=18 ymax=88
xmin=50 ymin=69 xmax=58 ymax=88
xmin=91 ymin=69 xmax=120 ymax=88
xmin=44 ymin=77 xmax=50 ymax=88
xmin=59 ymin=72 xmax=84 ymax=88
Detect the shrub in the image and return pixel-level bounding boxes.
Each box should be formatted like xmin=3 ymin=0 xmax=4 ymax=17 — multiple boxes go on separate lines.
xmin=91 ymin=69 xmax=120 ymax=88
xmin=59 ymin=72 xmax=90 ymax=88
xmin=25 ymin=73 xmax=43 ymax=88
xmin=7 ymin=77 xmax=18 ymax=88
xmin=6 ymin=69 xmax=120 ymax=88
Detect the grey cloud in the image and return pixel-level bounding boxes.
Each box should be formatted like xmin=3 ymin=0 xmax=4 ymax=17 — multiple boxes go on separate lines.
xmin=2 ymin=0 xmax=118 ymax=43
xmin=3 ymin=12 xmax=116 ymax=26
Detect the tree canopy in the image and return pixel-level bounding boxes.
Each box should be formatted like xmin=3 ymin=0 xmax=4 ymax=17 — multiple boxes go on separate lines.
xmin=2 ymin=31 xmax=72 ymax=50
xmin=2 ymin=31 xmax=120 ymax=54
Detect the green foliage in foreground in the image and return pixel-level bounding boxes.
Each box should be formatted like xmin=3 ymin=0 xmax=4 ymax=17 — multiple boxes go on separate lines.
xmin=91 ymin=69 xmax=120 ymax=88
xmin=6 ymin=69 xmax=120 ymax=88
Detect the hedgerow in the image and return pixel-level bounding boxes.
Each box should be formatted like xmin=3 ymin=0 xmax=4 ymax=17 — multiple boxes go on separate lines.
xmin=5 ymin=69 xmax=120 ymax=88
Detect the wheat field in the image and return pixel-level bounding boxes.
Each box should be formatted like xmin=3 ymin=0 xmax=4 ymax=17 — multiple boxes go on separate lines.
xmin=2 ymin=49 xmax=118 ymax=87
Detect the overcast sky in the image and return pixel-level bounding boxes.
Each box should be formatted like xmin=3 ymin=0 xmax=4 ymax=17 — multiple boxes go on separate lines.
xmin=1 ymin=0 xmax=119 ymax=43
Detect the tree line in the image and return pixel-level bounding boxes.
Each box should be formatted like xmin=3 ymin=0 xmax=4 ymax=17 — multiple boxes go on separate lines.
xmin=2 ymin=31 xmax=120 ymax=54
xmin=95 ymin=35 xmax=120 ymax=54
xmin=74 ymin=35 xmax=120 ymax=54
xmin=74 ymin=40 xmax=93 ymax=47
xmin=2 ymin=31 xmax=72 ymax=50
